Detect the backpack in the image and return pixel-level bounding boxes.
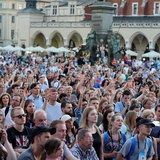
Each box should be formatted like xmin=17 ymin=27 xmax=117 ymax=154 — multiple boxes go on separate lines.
xmin=126 ymin=137 xmax=151 ymax=160
xmin=103 ymin=131 xmax=126 ymax=152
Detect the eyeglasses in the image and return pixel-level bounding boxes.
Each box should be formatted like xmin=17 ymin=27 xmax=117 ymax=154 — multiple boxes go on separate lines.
xmin=12 ymin=99 xmax=20 ymax=102
xmin=14 ymin=114 xmax=26 ymax=119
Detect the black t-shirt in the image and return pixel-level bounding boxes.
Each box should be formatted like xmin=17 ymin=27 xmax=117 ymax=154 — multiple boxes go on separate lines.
xmin=7 ymin=126 xmax=33 ymax=149
xmin=92 ymin=132 xmax=102 ymax=160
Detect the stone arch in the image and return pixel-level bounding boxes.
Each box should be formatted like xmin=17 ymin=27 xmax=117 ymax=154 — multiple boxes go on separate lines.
xmin=153 ymin=34 xmax=160 ymax=52
xmin=114 ymin=32 xmax=125 ymax=47
xmin=31 ymin=31 xmax=46 ymax=48
xmin=49 ymin=31 xmax=64 ymax=48
xmin=130 ymin=32 xmax=149 ymax=56
xmin=67 ymin=31 xmax=83 ymax=48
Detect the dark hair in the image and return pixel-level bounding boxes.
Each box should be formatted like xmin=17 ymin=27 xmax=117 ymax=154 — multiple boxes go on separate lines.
xmin=102 ymin=109 xmax=114 ymax=132
xmin=24 ymin=99 xmax=35 ymax=120
xmin=122 ymin=90 xmax=131 ymax=97
xmin=30 ymin=83 xmax=39 ymax=90
xmin=155 ymin=104 xmax=160 ymax=111
xmin=41 ymin=138 xmax=62 ymax=160
xmin=61 ymin=101 xmax=71 ymax=109
xmin=11 ymin=84 xmax=19 ymax=89
xmin=59 ymin=93 xmax=67 ymax=100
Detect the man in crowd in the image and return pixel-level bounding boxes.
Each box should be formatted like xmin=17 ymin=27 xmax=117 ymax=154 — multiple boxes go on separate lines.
xmin=42 ymin=88 xmax=62 ymax=123
xmin=115 ymin=89 xmax=131 ymax=117
xmin=28 ymin=83 xmax=44 ymax=110
xmin=17 ymin=125 xmax=56 ymax=160
xmin=7 ymin=107 xmax=33 ymax=157
xmin=70 ymin=129 xmax=99 ymax=160
xmin=117 ymin=118 xmax=155 ymax=160
xmin=33 ymin=109 xmax=47 ymax=127
xmin=50 ymin=120 xmax=78 ymax=160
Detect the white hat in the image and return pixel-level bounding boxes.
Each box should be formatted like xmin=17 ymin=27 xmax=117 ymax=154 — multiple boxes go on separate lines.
xmin=61 ymin=115 xmax=76 ymax=122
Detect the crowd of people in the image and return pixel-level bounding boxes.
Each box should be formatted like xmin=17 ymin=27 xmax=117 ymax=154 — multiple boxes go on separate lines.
xmin=0 ymin=51 xmax=160 ymax=160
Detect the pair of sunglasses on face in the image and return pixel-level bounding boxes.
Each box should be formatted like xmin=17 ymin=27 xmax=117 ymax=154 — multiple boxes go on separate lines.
xmin=14 ymin=114 xmax=26 ymax=119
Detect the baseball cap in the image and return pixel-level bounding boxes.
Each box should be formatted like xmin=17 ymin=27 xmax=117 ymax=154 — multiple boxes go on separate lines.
xmin=31 ymin=125 xmax=56 ymax=139
xmin=61 ymin=114 xmax=76 ymax=122
xmin=136 ymin=118 xmax=155 ymax=128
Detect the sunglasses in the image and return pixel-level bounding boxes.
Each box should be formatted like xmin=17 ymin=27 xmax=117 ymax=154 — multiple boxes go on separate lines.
xmin=14 ymin=114 xmax=26 ymax=119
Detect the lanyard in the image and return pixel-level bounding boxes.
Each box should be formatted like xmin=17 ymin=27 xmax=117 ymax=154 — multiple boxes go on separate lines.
xmin=137 ymin=136 xmax=147 ymax=150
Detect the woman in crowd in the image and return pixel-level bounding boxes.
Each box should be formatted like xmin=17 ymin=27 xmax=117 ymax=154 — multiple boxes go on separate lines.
xmin=103 ymin=113 xmax=126 ymax=160
xmin=0 ymin=93 xmax=11 ymax=109
xmin=61 ymin=115 xmax=76 ymax=149
xmin=41 ymin=138 xmax=63 ymax=160
xmin=120 ymin=110 xmax=137 ymax=139
xmin=111 ymin=89 xmax=122 ymax=105
xmin=80 ymin=106 xmax=103 ymax=160
xmin=24 ymin=99 xmax=35 ymax=128
xmin=99 ymin=109 xmax=114 ymax=133
xmin=98 ymin=98 xmax=109 ymax=113
xmin=141 ymin=109 xmax=155 ymax=121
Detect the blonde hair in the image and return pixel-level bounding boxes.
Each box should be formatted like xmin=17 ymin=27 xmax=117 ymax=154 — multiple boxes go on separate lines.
xmin=142 ymin=109 xmax=155 ymax=119
xmin=10 ymin=106 xmax=23 ymax=118
xmin=124 ymin=111 xmax=137 ymax=131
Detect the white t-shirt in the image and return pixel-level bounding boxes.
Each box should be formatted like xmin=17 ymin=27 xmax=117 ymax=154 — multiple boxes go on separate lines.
xmin=2 ymin=106 xmax=15 ymax=127
xmin=46 ymin=102 xmax=62 ymax=123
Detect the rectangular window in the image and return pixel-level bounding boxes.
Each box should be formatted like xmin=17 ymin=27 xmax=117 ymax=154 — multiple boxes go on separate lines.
xmin=53 ymin=5 xmax=57 ymax=15
xmin=154 ymin=3 xmax=160 ymax=15
xmin=0 ymin=16 xmax=2 ymax=23
xmin=12 ymin=3 xmax=15 ymax=9
xmin=0 ymin=3 xmax=2 ymax=8
xmin=132 ymin=3 xmax=138 ymax=15
xmin=19 ymin=4 xmax=22 ymax=10
xmin=0 ymin=29 xmax=1 ymax=38
xmin=11 ymin=30 xmax=14 ymax=39
xmin=11 ymin=16 xmax=15 ymax=23
xmin=70 ymin=5 xmax=75 ymax=15
xmin=113 ymin=3 xmax=118 ymax=15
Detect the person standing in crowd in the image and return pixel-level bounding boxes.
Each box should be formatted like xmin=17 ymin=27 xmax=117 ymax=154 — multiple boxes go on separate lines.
xmin=50 ymin=120 xmax=78 ymax=160
xmin=17 ymin=125 xmax=56 ymax=160
xmin=28 ymin=83 xmax=44 ymax=110
xmin=41 ymin=138 xmax=64 ymax=160
xmin=103 ymin=113 xmax=126 ymax=160
xmin=0 ymin=92 xmax=11 ymax=109
xmin=2 ymin=94 xmax=22 ymax=127
xmin=7 ymin=107 xmax=33 ymax=157
xmin=23 ymin=99 xmax=35 ymax=128
xmin=33 ymin=109 xmax=47 ymax=127
xmin=71 ymin=129 xmax=99 ymax=160
xmin=115 ymin=90 xmax=132 ymax=118
xmin=117 ymin=118 xmax=155 ymax=160
xmin=80 ymin=106 xmax=103 ymax=160
xmin=42 ymin=88 xmax=62 ymax=123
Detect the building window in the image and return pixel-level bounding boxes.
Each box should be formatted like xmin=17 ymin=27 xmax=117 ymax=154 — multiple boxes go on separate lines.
xmin=113 ymin=3 xmax=118 ymax=15
xmin=132 ymin=3 xmax=138 ymax=15
xmin=0 ymin=3 xmax=2 ymax=8
xmin=19 ymin=4 xmax=22 ymax=10
xmin=0 ymin=16 xmax=2 ymax=23
xmin=0 ymin=29 xmax=1 ymax=38
xmin=12 ymin=4 xmax=15 ymax=9
xmin=53 ymin=5 xmax=57 ymax=15
xmin=11 ymin=30 xmax=14 ymax=39
xmin=70 ymin=5 xmax=75 ymax=15
xmin=11 ymin=16 xmax=15 ymax=23
xmin=154 ymin=3 xmax=160 ymax=15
